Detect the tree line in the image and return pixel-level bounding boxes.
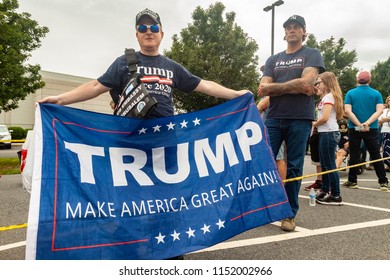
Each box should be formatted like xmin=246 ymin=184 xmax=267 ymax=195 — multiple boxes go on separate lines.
xmin=1 ymin=0 xmax=389 ymax=113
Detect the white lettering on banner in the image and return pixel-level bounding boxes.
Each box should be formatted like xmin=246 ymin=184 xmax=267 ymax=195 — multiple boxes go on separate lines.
xmin=63 ymin=121 xmax=263 ymax=187
xmin=153 ymin=143 xmax=190 ymax=184
xmin=109 ymin=148 xmax=154 ymax=187
xmin=66 ymin=201 xmax=116 ymax=218
xmin=64 ymin=142 xmax=105 ymax=184
xmin=194 ymin=133 xmax=239 ymax=177
xmin=236 ymin=122 xmax=262 ymax=161
xmin=65 ymin=173 xmax=278 ymax=219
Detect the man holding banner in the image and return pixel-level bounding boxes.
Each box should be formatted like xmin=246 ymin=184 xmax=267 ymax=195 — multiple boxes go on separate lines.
xmin=29 ymin=8 xmax=294 ymax=260
xmin=39 ymin=8 xmax=248 ymax=117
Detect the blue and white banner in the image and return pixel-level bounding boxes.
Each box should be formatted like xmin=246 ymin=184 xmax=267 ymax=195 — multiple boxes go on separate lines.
xmin=26 ymin=93 xmax=292 ymax=260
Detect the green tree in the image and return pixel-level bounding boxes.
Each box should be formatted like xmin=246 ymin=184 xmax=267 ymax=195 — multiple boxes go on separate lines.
xmin=305 ymin=35 xmax=358 ymax=95
xmin=371 ymin=57 xmax=390 ymax=100
xmin=164 ymin=2 xmax=259 ymax=112
xmin=0 ymin=0 xmax=49 ymax=112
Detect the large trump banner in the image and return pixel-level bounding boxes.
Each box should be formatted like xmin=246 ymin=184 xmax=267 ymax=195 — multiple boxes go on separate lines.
xmin=26 ymin=93 xmax=292 ymax=260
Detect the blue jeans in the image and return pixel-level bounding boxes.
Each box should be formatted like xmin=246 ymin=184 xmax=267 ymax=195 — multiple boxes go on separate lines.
xmin=318 ymin=131 xmax=341 ymax=196
xmin=265 ymin=119 xmax=312 ymax=218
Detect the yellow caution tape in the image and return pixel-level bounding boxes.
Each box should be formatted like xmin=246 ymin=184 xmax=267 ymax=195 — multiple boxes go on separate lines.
xmin=0 ymin=223 xmax=27 ymax=231
xmin=0 ymin=140 xmax=26 ymax=143
xmin=283 ymin=156 xmax=390 ymax=183
xmin=1 ymin=157 xmax=389 ymax=232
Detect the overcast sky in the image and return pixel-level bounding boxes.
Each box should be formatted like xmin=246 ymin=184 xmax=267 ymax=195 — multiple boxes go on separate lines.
xmin=17 ymin=0 xmax=390 ymax=79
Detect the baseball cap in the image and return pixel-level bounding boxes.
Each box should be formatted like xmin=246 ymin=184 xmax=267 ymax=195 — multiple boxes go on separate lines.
xmin=357 ymin=71 xmax=371 ymax=84
xmin=283 ymin=15 xmax=306 ymax=29
xmin=136 ymin=8 xmax=161 ymax=26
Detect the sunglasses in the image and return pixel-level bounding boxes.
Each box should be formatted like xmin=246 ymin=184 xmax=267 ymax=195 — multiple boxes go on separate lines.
xmin=137 ymin=24 xmax=160 ymax=33
xmin=314 ymin=81 xmax=324 ymax=86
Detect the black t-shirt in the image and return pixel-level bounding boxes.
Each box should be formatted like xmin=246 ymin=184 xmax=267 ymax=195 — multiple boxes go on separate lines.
xmin=98 ymin=52 xmax=201 ymax=118
xmin=263 ymin=46 xmax=325 ymax=120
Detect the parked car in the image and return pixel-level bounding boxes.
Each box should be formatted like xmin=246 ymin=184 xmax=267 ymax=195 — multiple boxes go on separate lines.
xmin=0 ymin=125 xmax=12 ymax=149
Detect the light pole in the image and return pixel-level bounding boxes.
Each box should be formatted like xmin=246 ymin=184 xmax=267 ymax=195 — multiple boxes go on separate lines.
xmin=263 ymin=0 xmax=284 ymax=55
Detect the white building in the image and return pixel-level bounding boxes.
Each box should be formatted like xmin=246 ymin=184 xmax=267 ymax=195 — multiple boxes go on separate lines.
xmin=0 ymin=71 xmax=113 ymax=129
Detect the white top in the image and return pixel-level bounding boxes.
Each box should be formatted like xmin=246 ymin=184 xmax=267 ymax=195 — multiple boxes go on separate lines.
xmin=317 ymin=93 xmax=339 ymax=132
xmin=379 ymin=108 xmax=390 ymax=133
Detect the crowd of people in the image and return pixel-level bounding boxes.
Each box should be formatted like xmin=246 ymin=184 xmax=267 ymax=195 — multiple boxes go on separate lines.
xmin=38 ymin=8 xmax=388 ymax=240
xmin=303 ymin=69 xmax=390 ymax=194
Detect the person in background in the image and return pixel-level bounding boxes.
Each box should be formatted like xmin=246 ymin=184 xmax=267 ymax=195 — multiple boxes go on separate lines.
xmin=335 ymin=117 xmax=349 ymax=169
xmin=304 ymin=125 xmax=322 ymax=191
xmin=343 ymin=71 xmax=389 ymax=191
xmin=257 ymin=96 xmax=287 ymax=182
xmin=378 ymin=96 xmax=390 ymax=172
xmin=39 ymin=8 xmax=248 ymax=116
xmin=312 ymin=72 xmax=344 ymax=205
xmin=258 ymin=15 xmax=325 ymax=231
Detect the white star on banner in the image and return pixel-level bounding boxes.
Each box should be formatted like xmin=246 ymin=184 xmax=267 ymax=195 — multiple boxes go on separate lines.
xmin=200 ymin=224 xmax=211 ymax=234
xmin=216 ymin=219 xmax=225 ymax=229
xmin=167 ymin=122 xmax=175 ymax=130
xmin=193 ymin=118 xmax=201 ymax=126
xmin=153 ymin=124 xmax=161 ymax=132
xmin=171 ymin=230 xmax=180 ymax=241
xmin=155 ymin=232 xmax=165 ymax=244
xmin=186 ymin=227 xmax=196 ymax=238
xmin=138 ymin=127 xmax=147 ymax=134
xmin=180 ymin=120 xmax=188 ymax=128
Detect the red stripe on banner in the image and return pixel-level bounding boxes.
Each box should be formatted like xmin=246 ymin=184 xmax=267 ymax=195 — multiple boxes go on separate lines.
xmin=52 ymin=239 xmax=149 ymax=252
xmin=205 ymin=103 xmax=256 ymax=121
xmin=49 ymin=119 xmax=147 ymax=252
xmin=52 ymin=118 xmax=59 ymax=251
xmin=230 ymin=199 xmax=290 ymax=221
xmin=61 ymin=121 xmax=134 ymax=135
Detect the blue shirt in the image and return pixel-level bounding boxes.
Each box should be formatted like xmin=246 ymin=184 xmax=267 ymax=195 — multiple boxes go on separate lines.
xmin=344 ymin=85 xmax=383 ymax=129
xmin=263 ymin=46 xmax=325 ymax=120
xmin=98 ymin=52 xmax=201 ymax=118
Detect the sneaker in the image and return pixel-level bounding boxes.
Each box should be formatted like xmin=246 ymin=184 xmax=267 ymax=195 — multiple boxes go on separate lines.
xmin=280 ymin=218 xmax=296 ymax=232
xmin=317 ymin=195 xmax=343 ymax=206
xmin=343 ymin=181 xmax=359 ymax=189
xmin=379 ymin=183 xmax=389 ymax=191
xmin=304 ymin=180 xmax=322 ymax=191
xmin=315 ymin=190 xmax=329 ymax=202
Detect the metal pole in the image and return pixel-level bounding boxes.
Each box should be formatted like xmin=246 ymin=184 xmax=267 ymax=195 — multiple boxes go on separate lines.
xmin=264 ymin=1 xmax=284 ymax=56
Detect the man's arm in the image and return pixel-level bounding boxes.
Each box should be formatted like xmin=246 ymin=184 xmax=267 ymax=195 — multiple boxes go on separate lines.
xmin=344 ymin=104 xmax=361 ymax=127
xmin=362 ymin=104 xmax=384 ymax=127
xmin=257 ymin=96 xmax=270 ymax=114
xmin=258 ymin=66 xmax=319 ymax=97
xmin=345 ymin=103 xmax=384 ymax=131
xmin=38 ymin=80 xmax=110 ymax=105
xmin=194 ymin=79 xmax=249 ymax=99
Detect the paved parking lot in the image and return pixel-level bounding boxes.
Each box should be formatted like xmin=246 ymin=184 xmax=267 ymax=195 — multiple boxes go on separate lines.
xmin=1 ymin=152 xmax=390 ymax=260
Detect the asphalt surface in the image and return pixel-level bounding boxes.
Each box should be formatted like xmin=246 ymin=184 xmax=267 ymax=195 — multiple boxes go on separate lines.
xmin=1 ymin=147 xmax=390 ymax=260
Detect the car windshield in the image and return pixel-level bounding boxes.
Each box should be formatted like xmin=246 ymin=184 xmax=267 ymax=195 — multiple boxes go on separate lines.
xmin=0 ymin=126 xmax=8 ymax=132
